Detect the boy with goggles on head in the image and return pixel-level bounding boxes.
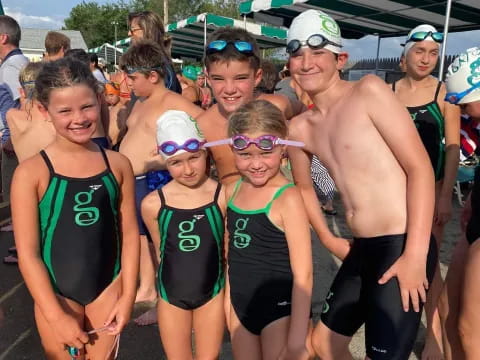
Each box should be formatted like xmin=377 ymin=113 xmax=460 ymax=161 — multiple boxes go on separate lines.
xmin=391 ymin=24 xmax=460 ymax=360
xmin=435 ymin=47 xmax=480 ymax=360
xmin=196 ymin=27 xmax=304 ymax=186
xmin=141 ymin=110 xmax=227 ymax=359
xmin=287 ymin=9 xmax=437 ymax=360
xmin=119 ymin=40 xmax=203 ymax=315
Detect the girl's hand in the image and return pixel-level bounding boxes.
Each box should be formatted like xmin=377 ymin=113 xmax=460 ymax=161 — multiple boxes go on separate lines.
xmin=378 ymin=254 xmax=428 ymax=312
xmin=278 ymin=345 xmax=310 ymax=360
xmin=103 ymin=296 xmax=134 ymax=335
xmin=49 ymin=313 xmax=88 ymax=350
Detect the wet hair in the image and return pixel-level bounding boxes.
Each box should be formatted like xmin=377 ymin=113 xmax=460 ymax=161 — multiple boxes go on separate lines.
xmin=45 ymin=31 xmax=71 ymax=55
xmin=19 ymin=62 xmax=43 ymax=100
xmin=128 ymin=11 xmax=171 ymax=49
xmin=0 ymin=15 xmax=21 ymax=47
xmin=64 ymin=48 xmax=90 ymax=66
xmin=257 ymin=60 xmax=279 ymax=94
xmin=228 ymin=100 xmax=287 ymax=138
xmin=35 ymin=57 xmax=100 ymax=108
xmin=204 ymin=27 xmax=261 ymax=72
xmin=120 ymin=40 xmax=167 ymax=79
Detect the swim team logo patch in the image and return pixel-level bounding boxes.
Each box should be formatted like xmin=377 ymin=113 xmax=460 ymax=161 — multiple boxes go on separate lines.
xmin=233 ymin=218 xmax=251 ymax=248
xmin=467 ymin=56 xmax=480 ymax=87
xmin=73 ymin=187 xmax=101 ymax=226
xmin=319 ymin=14 xmax=340 ymax=37
xmin=322 ymin=291 xmax=334 ymax=314
xmin=178 ymin=217 xmax=201 ymax=252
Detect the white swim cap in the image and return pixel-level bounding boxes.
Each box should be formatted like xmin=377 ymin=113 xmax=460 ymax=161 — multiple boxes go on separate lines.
xmin=287 ymin=9 xmax=342 ymax=54
xmin=156 ymin=110 xmax=205 ymax=160
xmin=445 ymin=47 xmax=480 ymax=104
xmin=403 ymin=24 xmax=440 ymax=56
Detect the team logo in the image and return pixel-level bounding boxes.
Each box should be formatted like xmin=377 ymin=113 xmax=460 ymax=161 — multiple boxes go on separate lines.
xmin=233 ymin=218 xmax=251 ymax=249
xmin=73 ymin=187 xmax=101 ymax=226
xmin=178 ymin=217 xmax=201 ymax=252
xmin=319 ymin=14 xmax=340 ymax=37
xmin=322 ymin=291 xmax=334 ymax=314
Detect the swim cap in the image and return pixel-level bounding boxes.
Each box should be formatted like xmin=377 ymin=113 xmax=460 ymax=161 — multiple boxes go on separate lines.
xmin=182 ymin=65 xmax=198 ymax=81
xmin=156 ymin=110 xmax=205 ymax=160
xmin=287 ymin=9 xmax=342 ymax=54
xmin=403 ymin=24 xmax=439 ymax=56
xmin=445 ymin=47 xmax=480 ymax=104
xmin=105 ymin=82 xmax=120 ymax=96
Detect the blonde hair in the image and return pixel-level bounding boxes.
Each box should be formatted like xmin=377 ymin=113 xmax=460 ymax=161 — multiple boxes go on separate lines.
xmin=19 ymin=62 xmax=43 ymax=100
xmin=228 ymin=100 xmax=287 ymax=137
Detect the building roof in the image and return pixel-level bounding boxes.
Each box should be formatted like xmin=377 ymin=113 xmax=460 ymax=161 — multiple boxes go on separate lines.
xmin=19 ymin=28 xmax=87 ymax=51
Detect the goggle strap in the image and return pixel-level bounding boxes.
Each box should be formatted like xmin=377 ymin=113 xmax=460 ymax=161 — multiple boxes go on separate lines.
xmin=276 ymin=139 xmax=305 ymax=148
xmin=203 ymin=139 xmax=232 ymax=148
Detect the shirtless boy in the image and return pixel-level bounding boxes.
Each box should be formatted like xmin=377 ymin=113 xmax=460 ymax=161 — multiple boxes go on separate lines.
xmin=391 ymin=24 xmax=460 ymax=360
xmin=119 ymin=40 xmax=203 ymax=303
xmin=7 ymin=62 xmax=55 ymax=163
xmin=197 ymin=27 xmax=302 ymax=185
xmin=286 ymin=10 xmax=437 ymax=360
xmin=104 ymin=82 xmax=127 ymax=150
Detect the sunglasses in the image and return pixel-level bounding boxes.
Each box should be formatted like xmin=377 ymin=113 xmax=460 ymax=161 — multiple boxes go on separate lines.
xmin=206 ymin=40 xmax=254 ymax=55
xmin=445 ymin=81 xmax=480 ymax=105
xmin=286 ymin=34 xmax=341 ymax=55
xmin=407 ymin=31 xmax=444 ymax=43
xmin=124 ymin=66 xmax=162 ymax=75
xmin=158 ymin=139 xmax=205 ymax=156
xmin=204 ymin=135 xmax=304 ymax=151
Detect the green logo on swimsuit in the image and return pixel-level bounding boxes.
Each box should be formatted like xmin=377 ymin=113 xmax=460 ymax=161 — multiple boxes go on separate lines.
xmin=233 ymin=218 xmax=251 ymax=249
xmin=322 ymin=291 xmax=334 ymax=314
xmin=73 ymin=189 xmax=100 ymax=226
xmin=178 ymin=218 xmax=201 ymax=252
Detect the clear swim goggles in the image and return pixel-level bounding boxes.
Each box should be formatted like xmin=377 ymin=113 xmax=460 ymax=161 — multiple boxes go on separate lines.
xmin=406 ymin=31 xmax=444 ymax=43
xmin=158 ymin=139 xmax=205 ymax=156
xmin=445 ymin=81 xmax=480 ymax=105
xmin=206 ymin=40 xmax=254 ymax=55
xmin=286 ymin=34 xmax=341 ymax=54
xmin=204 ymin=134 xmax=304 ymax=151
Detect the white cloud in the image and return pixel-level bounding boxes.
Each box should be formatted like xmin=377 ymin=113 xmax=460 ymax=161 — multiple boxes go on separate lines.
xmin=5 ymin=7 xmax=64 ymax=29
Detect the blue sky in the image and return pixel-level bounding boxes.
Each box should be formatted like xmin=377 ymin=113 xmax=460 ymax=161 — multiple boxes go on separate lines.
xmin=5 ymin=0 xmax=480 ymax=60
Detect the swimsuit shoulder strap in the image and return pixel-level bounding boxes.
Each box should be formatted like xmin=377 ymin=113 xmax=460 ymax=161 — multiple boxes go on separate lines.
xmin=98 ymin=146 xmax=112 ymax=170
xmin=39 ymin=150 xmax=55 ymax=176
xmin=157 ymin=187 xmax=166 ymax=206
xmin=391 ymin=81 xmax=396 ymax=92
xmin=434 ymin=81 xmax=442 ymax=102
xmin=265 ymin=183 xmax=295 ymax=213
xmin=213 ymin=182 xmax=222 ymax=203
xmin=228 ymin=178 xmax=243 ymax=206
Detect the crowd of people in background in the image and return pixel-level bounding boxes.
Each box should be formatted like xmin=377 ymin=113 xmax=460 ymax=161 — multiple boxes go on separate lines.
xmin=0 ymin=6 xmax=479 ymax=360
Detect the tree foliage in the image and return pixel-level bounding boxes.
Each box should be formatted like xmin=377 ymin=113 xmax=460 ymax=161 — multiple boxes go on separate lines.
xmin=63 ymin=0 xmax=242 ymax=48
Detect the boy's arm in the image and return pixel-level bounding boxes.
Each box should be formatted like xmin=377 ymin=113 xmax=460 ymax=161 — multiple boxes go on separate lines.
xmin=105 ymin=154 xmax=140 ymax=334
xmin=437 ymin=89 xmax=460 ymax=225
xmin=12 ymin=161 xmax=88 ymax=348
xmin=288 ymin=122 xmax=350 ymax=260
xmin=364 ymin=75 xmax=435 ymax=311
xmin=281 ymin=187 xmax=312 ymax=358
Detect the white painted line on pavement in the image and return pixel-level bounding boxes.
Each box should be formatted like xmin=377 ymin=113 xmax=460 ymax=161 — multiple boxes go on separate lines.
xmin=0 ymin=281 xmax=24 ymax=305
xmin=0 ymin=328 xmax=31 ymax=360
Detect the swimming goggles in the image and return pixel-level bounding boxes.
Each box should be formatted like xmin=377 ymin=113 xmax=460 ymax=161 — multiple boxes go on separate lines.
xmin=406 ymin=31 xmax=444 ymax=43
xmin=445 ymin=81 xmax=480 ymax=105
xmin=124 ymin=65 xmax=163 ymax=75
xmin=206 ymin=40 xmax=254 ymax=55
xmin=286 ymin=34 xmax=342 ymax=54
xmin=158 ymin=138 xmax=205 ymax=156
xmin=204 ymin=134 xmax=304 ymax=151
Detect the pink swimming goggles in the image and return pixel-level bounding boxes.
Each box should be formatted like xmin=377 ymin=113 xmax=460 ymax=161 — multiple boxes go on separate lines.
xmin=204 ymin=135 xmax=304 ymax=151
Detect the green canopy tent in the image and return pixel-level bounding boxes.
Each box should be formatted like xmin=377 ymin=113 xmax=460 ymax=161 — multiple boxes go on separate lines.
xmin=88 ymin=43 xmax=124 ymax=66
xmin=113 ymin=13 xmax=287 ymax=60
xmin=238 ymin=0 xmax=480 ymax=78
xmin=0 ymin=1 xmax=4 ymax=16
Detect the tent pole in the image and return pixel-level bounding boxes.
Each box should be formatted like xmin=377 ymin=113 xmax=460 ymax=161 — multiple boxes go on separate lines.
xmin=374 ymin=33 xmax=381 ymax=75
xmin=105 ymin=44 xmax=107 ymax=64
xmin=204 ymin=15 xmax=207 ymax=60
xmin=244 ymin=15 xmax=247 ymax=30
xmin=439 ymin=0 xmax=453 ymax=81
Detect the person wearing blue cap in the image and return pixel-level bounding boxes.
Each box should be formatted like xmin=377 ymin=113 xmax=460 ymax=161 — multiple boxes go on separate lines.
xmin=391 ymin=24 xmax=461 ymax=360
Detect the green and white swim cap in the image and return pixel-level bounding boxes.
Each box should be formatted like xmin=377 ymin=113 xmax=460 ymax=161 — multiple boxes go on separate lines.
xmin=287 ymin=9 xmax=342 ymax=54
xmin=445 ymin=47 xmax=480 ymax=104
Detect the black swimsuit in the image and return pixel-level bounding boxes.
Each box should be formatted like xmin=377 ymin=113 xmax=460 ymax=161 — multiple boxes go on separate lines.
xmin=392 ymin=81 xmax=445 ymax=180
xmin=39 ymin=147 xmax=121 ymax=306
xmin=156 ymin=184 xmax=225 ymax=310
xmin=466 ymin=166 xmax=480 ymax=245
xmin=227 ymin=179 xmax=295 ymax=335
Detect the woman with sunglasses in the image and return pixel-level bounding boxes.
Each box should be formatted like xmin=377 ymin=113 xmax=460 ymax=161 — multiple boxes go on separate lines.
xmin=207 ymin=100 xmax=313 ymax=360
xmin=391 ymin=24 xmax=461 ymax=360
xmin=141 ymin=110 xmax=226 ymax=359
